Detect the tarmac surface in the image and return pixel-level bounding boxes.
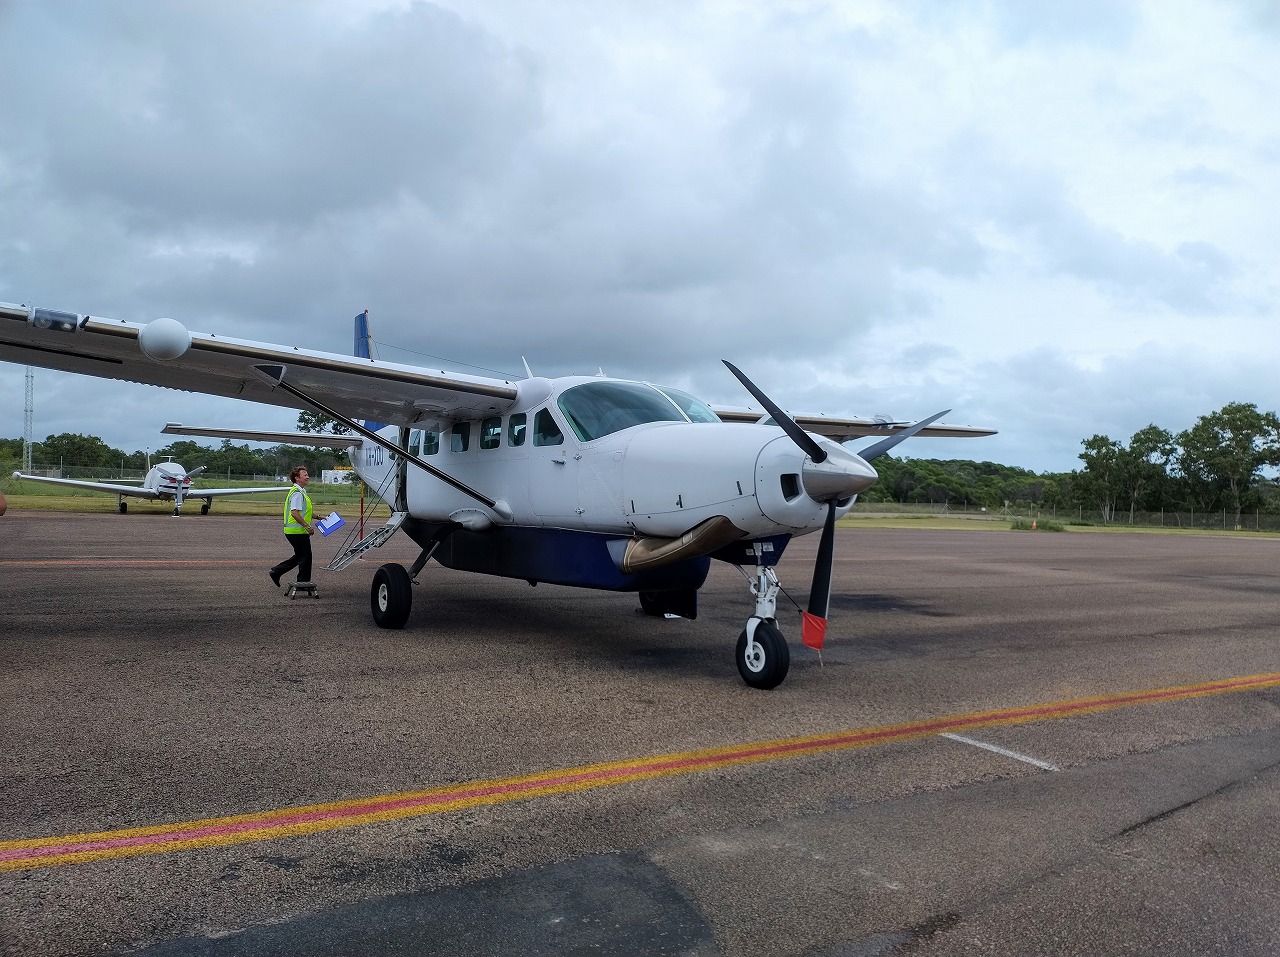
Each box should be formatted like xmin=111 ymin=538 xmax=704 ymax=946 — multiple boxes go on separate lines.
xmin=1 ymin=511 xmax=1279 ymax=956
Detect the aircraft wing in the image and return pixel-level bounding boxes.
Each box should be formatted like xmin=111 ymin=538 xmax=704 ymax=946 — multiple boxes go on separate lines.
xmin=10 ymin=472 xmax=163 ymax=499
xmin=161 ymin=423 xmax=364 ymax=449
xmin=712 ymin=406 xmax=996 ymax=440
xmin=190 ymin=485 xmax=288 ymax=499
xmin=0 ymin=302 xmax=519 ymax=426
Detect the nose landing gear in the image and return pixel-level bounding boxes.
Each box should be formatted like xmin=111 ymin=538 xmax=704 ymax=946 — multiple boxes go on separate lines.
xmin=736 ymin=565 xmax=790 ymax=689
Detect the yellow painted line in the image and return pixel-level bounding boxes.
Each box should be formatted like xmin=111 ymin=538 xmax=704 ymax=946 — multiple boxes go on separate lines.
xmin=3 ymin=670 xmax=1278 ymax=871
xmin=0 ymin=559 xmax=261 ymax=567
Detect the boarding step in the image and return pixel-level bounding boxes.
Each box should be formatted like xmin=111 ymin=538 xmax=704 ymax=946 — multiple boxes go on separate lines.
xmin=326 ymin=511 xmax=407 ymax=572
xmin=286 ymin=581 xmax=319 ymax=600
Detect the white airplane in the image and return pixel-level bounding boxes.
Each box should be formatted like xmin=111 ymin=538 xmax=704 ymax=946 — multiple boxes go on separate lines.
xmin=0 ymin=302 xmax=994 ymax=688
xmin=11 ymin=459 xmax=284 ymax=515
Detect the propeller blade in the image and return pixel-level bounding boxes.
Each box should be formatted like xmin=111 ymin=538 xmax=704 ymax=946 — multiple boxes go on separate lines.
xmin=807 ymin=500 xmax=837 ymax=619
xmin=185 ymin=465 xmax=208 ymax=477
xmin=802 ymin=500 xmax=838 ymax=651
xmin=855 ymin=409 xmax=951 ymax=462
xmin=722 ymin=360 xmax=827 ymax=463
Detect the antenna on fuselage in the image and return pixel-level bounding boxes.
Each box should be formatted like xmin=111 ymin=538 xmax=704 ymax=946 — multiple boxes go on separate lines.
xmin=521 ymin=356 xmax=534 ymax=378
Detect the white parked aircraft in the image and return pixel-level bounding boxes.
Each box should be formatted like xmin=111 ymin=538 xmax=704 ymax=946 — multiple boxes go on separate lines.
xmin=11 ymin=460 xmax=284 ymax=515
xmin=0 ymin=303 xmax=993 ymax=688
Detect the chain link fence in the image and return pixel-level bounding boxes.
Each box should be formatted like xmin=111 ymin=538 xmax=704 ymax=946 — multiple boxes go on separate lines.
xmin=854 ymin=501 xmax=1280 ymax=532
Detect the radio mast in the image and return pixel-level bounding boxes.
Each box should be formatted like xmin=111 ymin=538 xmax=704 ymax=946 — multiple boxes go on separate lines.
xmin=23 ymin=366 xmax=34 ymax=471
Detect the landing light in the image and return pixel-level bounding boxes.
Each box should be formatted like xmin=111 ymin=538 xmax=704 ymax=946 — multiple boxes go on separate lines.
xmin=29 ymin=307 xmax=80 ymax=333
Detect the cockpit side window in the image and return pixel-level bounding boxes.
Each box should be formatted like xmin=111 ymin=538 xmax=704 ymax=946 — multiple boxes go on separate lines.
xmin=480 ymin=416 xmax=501 ymax=450
xmin=423 ymin=430 xmax=440 ymax=455
xmin=409 ymin=429 xmax=423 ymax=454
xmin=556 ymin=381 xmax=685 ymax=442
xmin=533 ymin=408 xmax=563 ymax=446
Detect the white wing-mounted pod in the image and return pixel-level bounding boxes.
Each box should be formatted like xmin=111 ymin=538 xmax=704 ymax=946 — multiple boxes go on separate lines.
xmin=138 ymin=317 xmax=191 ymax=361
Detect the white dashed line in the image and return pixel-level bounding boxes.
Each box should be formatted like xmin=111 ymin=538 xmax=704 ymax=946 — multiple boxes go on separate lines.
xmin=940 ymin=733 xmax=1059 ymax=771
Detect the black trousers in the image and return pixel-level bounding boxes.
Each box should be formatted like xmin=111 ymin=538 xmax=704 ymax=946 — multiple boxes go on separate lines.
xmin=271 ymin=533 xmax=312 ymax=583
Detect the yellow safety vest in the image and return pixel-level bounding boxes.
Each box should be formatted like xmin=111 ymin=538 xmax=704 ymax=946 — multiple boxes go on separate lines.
xmin=283 ymin=484 xmax=313 ymax=534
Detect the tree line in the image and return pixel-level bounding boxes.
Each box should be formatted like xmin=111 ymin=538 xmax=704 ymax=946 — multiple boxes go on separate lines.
xmin=5 ymin=403 xmax=1278 ymax=520
xmin=0 ymin=415 xmax=351 ymax=479
xmin=863 ymin=402 xmax=1280 ymax=523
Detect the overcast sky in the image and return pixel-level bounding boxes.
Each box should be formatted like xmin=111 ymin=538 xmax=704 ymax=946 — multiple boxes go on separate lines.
xmin=1 ymin=1 xmax=1276 ymax=472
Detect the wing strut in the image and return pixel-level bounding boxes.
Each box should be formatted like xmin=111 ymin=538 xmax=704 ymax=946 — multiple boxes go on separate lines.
xmin=254 ymin=364 xmax=512 ymax=521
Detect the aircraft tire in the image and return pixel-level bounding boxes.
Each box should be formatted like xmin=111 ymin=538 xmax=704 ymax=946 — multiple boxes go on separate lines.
xmin=735 ymin=620 xmax=789 ymax=690
xmin=118 ymin=501 xmax=127 ymax=514
xmin=371 ymin=563 xmax=413 ymax=629
xmin=200 ymin=502 xmax=210 ymax=515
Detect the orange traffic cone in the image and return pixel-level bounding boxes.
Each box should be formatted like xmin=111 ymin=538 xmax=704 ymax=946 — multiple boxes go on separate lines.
xmin=1031 ymin=518 xmax=1037 ymax=530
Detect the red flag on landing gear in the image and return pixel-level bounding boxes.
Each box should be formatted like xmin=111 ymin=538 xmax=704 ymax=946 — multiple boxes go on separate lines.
xmin=801 ymin=611 xmax=827 ymax=650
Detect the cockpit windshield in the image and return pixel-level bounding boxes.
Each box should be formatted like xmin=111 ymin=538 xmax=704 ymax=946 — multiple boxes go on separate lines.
xmin=653 ymin=385 xmax=721 ymax=424
xmin=557 ymin=381 xmax=687 ymax=442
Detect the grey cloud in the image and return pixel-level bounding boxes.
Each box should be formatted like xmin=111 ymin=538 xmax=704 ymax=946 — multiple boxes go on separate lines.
xmin=937 ymin=138 xmax=1237 ymax=313
xmin=1171 ymin=165 xmax=1240 ymax=189
xmin=986 ymin=0 xmax=1139 ymax=49
xmin=1 ymin=3 xmax=540 ymax=227
xmin=937 ymin=344 xmax=1280 ymax=472
xmin=1132 ymin=100 xmax=1233 ymax=148
xmin=1 ymin=2 xmax=1273 ymax=474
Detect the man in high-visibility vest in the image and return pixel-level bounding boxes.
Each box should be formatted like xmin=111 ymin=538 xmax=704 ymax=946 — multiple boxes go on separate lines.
xmin=269 ymin=465 xmax=314 ymax=587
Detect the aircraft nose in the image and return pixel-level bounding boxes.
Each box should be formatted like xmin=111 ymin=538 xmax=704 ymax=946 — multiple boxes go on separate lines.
xmin=801 ymin=445 xmax=878 ymax=501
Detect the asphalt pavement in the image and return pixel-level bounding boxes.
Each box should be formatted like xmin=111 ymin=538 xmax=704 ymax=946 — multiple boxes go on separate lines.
xmin=2 ymin=512 xmax=1278 ymax=956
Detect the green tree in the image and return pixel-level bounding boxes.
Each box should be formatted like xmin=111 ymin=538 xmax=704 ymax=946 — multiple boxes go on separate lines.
xmin=296 ymin=411 xmax=351 ymax=435
xmin=1076 ymin=434 xmax=1123 ymax=521
xmin=1176 ymin=402 xmax=1280 ymax=528
xmin=33 ymin=433 xmax=126 ymax=471
xmin=1121 ymin=425 xmax=1175 ymax=522
xmin=152 ymin=440 xmax=210 ymax=467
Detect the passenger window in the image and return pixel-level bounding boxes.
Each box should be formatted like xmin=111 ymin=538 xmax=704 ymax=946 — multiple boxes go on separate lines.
xmin=451 ymin=422 xmax=471 ymax=453
xmin=480 ymin=417 xmax=501 ymax=450
xmin=508 ymin=412 xmax=527 ymax=447
xmin=423 ymin=430 xmax=439 ymax=455
xmin=409 ymin=430 xmax=423 ymax=455
xmin=533 ymin=408 xmax=564 ymax=447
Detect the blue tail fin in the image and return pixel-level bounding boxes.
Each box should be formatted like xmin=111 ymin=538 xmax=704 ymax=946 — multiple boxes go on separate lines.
xmin=354 ymin=310 xmax=373 ymax=360
xmin=352 ymin=310 xmax=387 ymax=433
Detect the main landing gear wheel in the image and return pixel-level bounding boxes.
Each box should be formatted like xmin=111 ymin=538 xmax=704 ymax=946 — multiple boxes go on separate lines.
xmin=736 ymin=620 xmax=790 ymax=690
xmin=118 ymin=501 xmax=127 ymax=514
xmin=200 ymin=501 xmax=211 ymax=515
xmin=638 ymin=591 xmax=664 ymax=617
xmin=371 ymin=563 xmax=413 ymax=629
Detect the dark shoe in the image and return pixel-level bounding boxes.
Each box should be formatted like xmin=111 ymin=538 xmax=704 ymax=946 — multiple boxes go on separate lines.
xmin=269 ymin=569 xmax=281 ymax=588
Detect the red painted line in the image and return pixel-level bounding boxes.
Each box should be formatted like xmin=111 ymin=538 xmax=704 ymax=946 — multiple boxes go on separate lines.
xmin=4 ymin=670 xmax=1278 ymax=870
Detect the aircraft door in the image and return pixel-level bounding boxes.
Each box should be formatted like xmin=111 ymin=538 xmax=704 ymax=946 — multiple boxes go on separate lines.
xmin=528 ymin=406 xmax=581 ymax=524
xmin=355 ymin=429 xmax=399 ymax=504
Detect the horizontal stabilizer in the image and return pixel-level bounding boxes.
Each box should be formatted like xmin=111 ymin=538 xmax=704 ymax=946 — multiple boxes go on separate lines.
xmin=162 ymin=423 xmax=363 ymax=448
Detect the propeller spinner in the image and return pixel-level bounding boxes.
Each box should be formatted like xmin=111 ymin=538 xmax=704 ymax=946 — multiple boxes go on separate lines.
xmin=722 ymin=360 xmax=880 ymax=653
